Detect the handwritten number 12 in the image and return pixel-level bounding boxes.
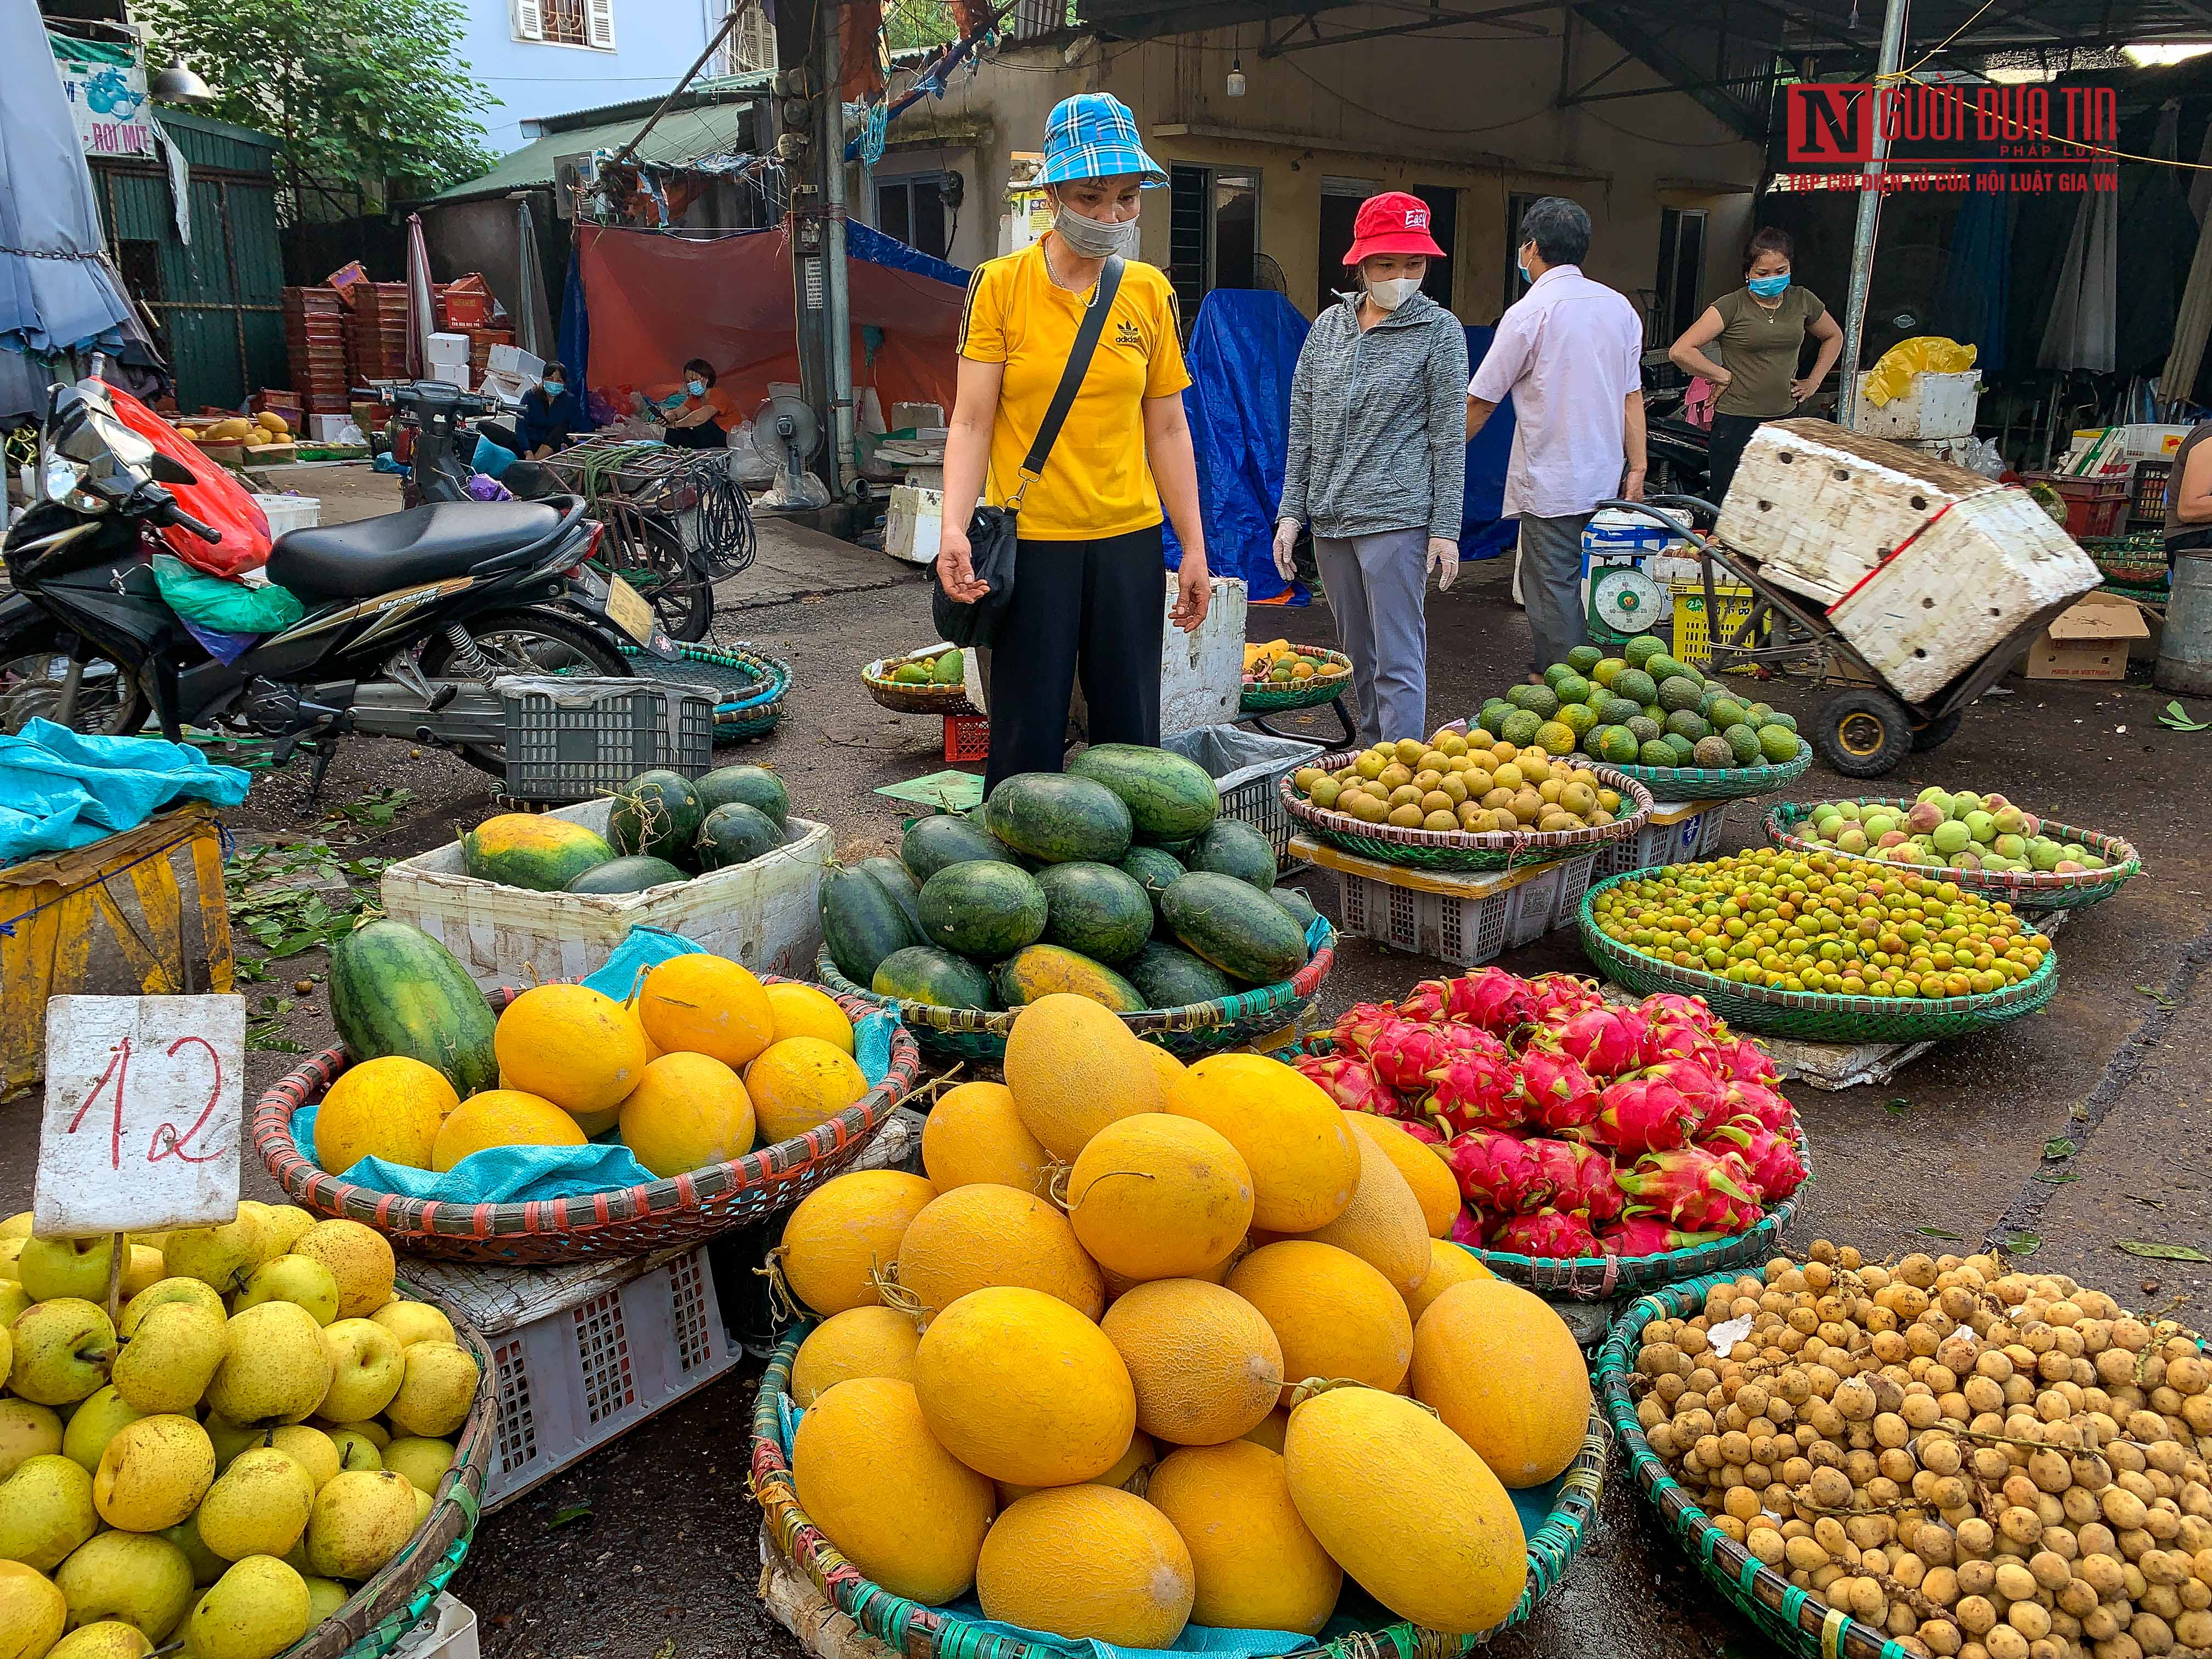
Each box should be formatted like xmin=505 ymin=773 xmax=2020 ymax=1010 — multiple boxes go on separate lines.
xmin=68 ymin=1036 xmax=226 ymax=1169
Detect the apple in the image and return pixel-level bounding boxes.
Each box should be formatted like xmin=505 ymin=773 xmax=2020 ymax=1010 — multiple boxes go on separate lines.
xmin=15 ymin=1236 xmax=115 ymax=1303
xmin=9 ymin=1299 xmax=116 ymax=1406
xmin=233 ymin=1255 xmax=340 ymax=1328
xmin=111 ymin=1301 xmax=226 ymax=1414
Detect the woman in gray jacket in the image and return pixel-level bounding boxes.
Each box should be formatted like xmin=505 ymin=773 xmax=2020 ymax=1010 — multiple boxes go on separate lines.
xmin=1275 ymin=192 xmax=1468 ymax=748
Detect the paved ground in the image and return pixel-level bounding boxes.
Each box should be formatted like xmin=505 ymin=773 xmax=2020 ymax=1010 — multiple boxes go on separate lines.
xmin=3 ymin=515 xmax=2207 ymax=1659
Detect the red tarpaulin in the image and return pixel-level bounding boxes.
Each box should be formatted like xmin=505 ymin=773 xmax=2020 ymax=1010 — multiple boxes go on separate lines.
xmin=575 ymin=224 xmax=962 ymax=427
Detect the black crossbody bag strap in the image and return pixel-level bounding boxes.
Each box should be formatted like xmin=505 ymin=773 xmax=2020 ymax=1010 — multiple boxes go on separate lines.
xmin=1006 ymin=254 xmax=1125 ymax=510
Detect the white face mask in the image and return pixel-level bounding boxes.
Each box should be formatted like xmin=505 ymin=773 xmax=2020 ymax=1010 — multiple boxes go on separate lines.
xmin=1053 ymin=201 xmax=1141 ymax=261
xmin=1366 ymin=275 xmax=1421 ymax=311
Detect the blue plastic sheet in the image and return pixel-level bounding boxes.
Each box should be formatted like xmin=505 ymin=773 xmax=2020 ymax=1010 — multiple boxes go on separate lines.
xmin=0 ymin=717 xmax=249 ymax=865
xmin=1460 ymin=324 xmax=1519 ymax=562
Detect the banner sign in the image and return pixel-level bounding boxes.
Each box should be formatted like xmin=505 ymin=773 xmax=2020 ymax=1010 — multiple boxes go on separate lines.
xmin=48 ymin=31 xmax=156 ymax=161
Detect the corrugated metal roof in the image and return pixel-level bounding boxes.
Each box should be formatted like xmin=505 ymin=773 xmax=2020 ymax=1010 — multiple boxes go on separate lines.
xmin=433 ymin=99 xmax=768 ymax=201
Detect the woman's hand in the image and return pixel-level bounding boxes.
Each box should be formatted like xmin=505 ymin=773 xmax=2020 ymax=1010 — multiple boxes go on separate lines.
xmin=1706 ymin=368 xmax=1734 ymax=391
xmin=1170 ymin=551 xmax=1210 ymax=633
xmin=1425 ymin=537 xmax=1459 ymax=591
xmin=1272 ymin=519 xmax=1299 ymax=580
xmin=936 ymin=524 xmax=989 ymax=603
xmin=1789 ymin=376 xmax=1818 ymax=404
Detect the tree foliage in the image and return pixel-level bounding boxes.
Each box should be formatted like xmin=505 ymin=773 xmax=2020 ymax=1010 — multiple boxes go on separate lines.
xmin=140 ymin=0 xmax=494 ymax=198
xmin=884 ymin=0 xmax=958 ymax=52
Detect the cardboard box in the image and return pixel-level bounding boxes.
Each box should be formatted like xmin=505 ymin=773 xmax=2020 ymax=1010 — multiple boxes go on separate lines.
xmin=2019 ymin=591 xmax=2151 ymax=681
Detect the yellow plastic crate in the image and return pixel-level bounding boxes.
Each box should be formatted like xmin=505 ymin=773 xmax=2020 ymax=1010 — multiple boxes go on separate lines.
xmin=1671 ymin=584 xmax=1764 ymax=667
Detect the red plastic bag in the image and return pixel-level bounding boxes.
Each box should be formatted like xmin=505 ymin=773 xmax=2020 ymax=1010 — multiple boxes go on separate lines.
xmin=104 ymin=385 xmax=272 ymax=577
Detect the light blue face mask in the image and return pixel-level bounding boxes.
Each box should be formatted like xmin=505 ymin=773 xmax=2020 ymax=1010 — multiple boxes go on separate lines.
xmin=542 ymin=380 xmax=564 ymax=397
xmin=1516 ymin=247 xmax=1532 ymax=284
xmin=1747 ymin=273 xmax=1791 ymax=298
xmin=686 ymin=379 xmax=707 ymax=398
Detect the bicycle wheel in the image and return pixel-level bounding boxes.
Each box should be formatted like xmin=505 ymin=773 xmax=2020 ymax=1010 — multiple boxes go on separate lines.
xmin=597 ymin=503 xmax=713 ymax=642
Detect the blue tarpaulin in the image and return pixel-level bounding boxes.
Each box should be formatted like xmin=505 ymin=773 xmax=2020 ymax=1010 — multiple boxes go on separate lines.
xmin=0 ymin=718 xmax=249 ymax=866
xmin=1461 ymin=324 xmax=1519 ymax=562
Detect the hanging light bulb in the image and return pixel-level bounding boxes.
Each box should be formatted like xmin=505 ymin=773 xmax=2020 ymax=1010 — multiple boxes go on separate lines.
xmin=1226 ymin=52 xmax=1246 ymax=96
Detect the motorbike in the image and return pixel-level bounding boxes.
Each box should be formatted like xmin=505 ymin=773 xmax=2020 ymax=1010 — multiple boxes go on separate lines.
xmin=0 ymin=371 xmax=673 ymax=793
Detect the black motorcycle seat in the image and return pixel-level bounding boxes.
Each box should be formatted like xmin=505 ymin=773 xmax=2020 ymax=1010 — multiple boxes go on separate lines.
xmin=267 ymin=500 xmax=561 ymax=603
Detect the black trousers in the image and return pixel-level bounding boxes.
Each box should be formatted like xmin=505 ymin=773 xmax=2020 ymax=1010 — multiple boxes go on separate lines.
xmin=982 ymin=524 xmax=1167 ymax=792
xmin=1705 ymin=411 xmax=1771 ymax=506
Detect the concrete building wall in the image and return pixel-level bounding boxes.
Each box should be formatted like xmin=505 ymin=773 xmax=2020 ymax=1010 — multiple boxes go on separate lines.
xmin=465 ymin=0 xmax=721 ymax=154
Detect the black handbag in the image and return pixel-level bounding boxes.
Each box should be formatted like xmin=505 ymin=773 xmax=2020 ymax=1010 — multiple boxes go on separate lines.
xmin=932 ymin=255 xmax=1126 ymax=648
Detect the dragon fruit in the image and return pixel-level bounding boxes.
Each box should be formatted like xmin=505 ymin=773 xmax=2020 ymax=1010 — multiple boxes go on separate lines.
xmin=1712 ymin=1035 xmax=1781 ymax=1087
xmin=1637 ymin=1017 xmax=1725 ymax=1073
xmin=1526 ymin=1136 xmax=1623 ymax=1224
xmin=1293 ymin=1052 xmax=1403 ymax=1118
xmin=1512 ymin=1047 xmax=1601 ymax=1134
xmin=1441 ymin=1128 xmax=1547 ymax=1212
xmin=1423 ymin=1049 xmax=1523 ymax=1135
xmin=1593 ymin=1069 xmax=1702 ymax=1155
xmin=1638 ymin=992 xmax=1723 ymax=1034
xmin=1448 ymin=1206 xmax=1487 ymax=1245
xmin=1442 ymin=967 xmax=1538 ymax=1035
xmin=1329 ymin=1002 xmax=1398 ymax=1057
xmin=1395 ymin=978 xmax=1457 ymax=1026
xmin=1615 ymin=1146 xmax=1763 ymax=1233
xmin=1398 ymin=1117 xmax=1445 ymax=1146
xmin=1722 ymin=1077 xmax=1796 ymax=1134
xmin=1368 ymin=1018 xmax=1493 ymax=1094
xmin=1525 ymin=973 xmax=1605 ymax=1025
xmin=1543 ymin=1005 xmax=1649 ymax=1080
xmin=1641 ymin=1056 xmax=1731 ymax=1135
xmin=1489 ymin=1207 xmax=1601 ymax=1260
xmin=1599 ymin=1217 xmax=1726 ymax=1256
xmin=1701 ymin=1117 xmax=1808 ymax=1201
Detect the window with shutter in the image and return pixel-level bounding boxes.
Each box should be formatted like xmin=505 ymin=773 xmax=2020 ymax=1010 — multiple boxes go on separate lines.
xmin=512 ymin=0 xmax=545 ymax=40
xmin=585 ymin=0 xmax=616 ymax=49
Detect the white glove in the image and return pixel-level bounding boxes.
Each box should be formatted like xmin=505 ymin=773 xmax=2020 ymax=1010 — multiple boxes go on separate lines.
xmin=1427 ymin=536 xmax=1460 ymax=591
xmin=1273 ymin=518 xmax=1299 ymax=580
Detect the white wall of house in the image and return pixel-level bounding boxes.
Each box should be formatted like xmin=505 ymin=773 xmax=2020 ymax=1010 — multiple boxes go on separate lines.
xmin=465 ymin=0 xmax=726 ymax=153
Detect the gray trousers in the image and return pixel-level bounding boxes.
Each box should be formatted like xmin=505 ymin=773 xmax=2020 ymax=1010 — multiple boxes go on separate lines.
xmin=1517 ymin=512 xmax=1593 ymax=674
xmin=1313 ymin=528 xmax=1427 ymax=748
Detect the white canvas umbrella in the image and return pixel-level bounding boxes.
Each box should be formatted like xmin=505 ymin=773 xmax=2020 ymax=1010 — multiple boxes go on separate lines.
xmin=2039 ymin=167 xmax=2119 ymax=374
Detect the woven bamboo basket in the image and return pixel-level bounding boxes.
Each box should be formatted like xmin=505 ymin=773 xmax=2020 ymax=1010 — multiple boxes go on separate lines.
xmin=1762 ymin=799 xmax=2141 ymax=911
xmin=623 ymin=641 xmax=791 ymax=741
xmin=289 ymin=1284 xmax=493 ymax=1659
xmin=864 ymin=647 xmax=978 ymax=715
xmin=751 ymin=1325 xmax=1611 ymax=1657
xmin=1605 ymin=745 xmax=1813 ymax=803
xmin=1283 ymin=758 xmax=1656 ymax=872
xmin=815 ymin=916 xmax=1338 ymax=1063
xmin=1242 ymin=647 xmax=1355 ymax=713
xmin=1575 ymin=872 xmax=2061 ymax=1042
xmin=251 ymin=979 xmax=921 ymax=1263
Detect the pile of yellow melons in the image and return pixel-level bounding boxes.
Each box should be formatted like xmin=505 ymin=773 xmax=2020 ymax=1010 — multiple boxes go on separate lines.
xmin=770 ymin=994 xmax=1594 ymax=1644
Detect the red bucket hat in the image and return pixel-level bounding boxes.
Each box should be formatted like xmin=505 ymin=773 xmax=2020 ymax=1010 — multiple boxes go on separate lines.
xmin=1344 ymin=191 xmax=1447 ymax=264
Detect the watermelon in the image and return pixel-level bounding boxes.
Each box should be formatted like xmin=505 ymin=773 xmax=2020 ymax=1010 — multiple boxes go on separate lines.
xmin=994 ymin=944 xmax=1146 ymax=1012
xmin=983 ymin=773 xmax=1133 ymax=864
xmin=918 ymin=860 xmax=1048 ymax=958
xmin=857 ymin=856 xmax=925 ymax=939
xmin=692 ymin=764 xmax=788 ymax=827
xmin=904 ymin=814 xmax=1019 ymax=882
xmin=461 ymin=814 xmax=614 ymax=892
xmin=1124 ymin=940 xmax=1237 ymax=1009
xmin=1160 ymin=872 xmax=1309 ymax=986
xmin=873 ymin=945 xmax=995 ymax=1011
xmin=328 ymin=919 xmax=499 ymax=1097
xmin=607 ymin=770 xmax=703 ymax=862
xmin=565 ymin=855 xmax=689 ymax=894
xmin=1035 ymin=861 xmax=1154 ymax=964
xmin=1065 ymin=744 xmax=1220 ymax=840
xmin=821 ymin=862 xmax=922 ymax=986
xmin=1185 ymin=819 xmax=1277 ymax=889
xmin=695 ymin=803 xmax=783 ymax=871
xmin=1119 ymin=845 xmax=1186 ymax=919
xmin=1269 ymin=887 xmax=1319 ymax=933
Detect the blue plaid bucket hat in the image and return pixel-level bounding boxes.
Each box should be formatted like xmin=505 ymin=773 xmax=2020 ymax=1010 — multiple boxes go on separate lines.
xmin=1039 ymin=93 xmax=1167 ymax=188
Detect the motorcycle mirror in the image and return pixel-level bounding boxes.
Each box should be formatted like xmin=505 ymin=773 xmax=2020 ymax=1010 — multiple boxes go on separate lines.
xmin=148 ymin=452 xmax=196 ymax=486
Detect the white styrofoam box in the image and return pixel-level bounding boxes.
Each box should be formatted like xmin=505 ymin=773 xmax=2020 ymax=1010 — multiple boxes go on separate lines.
xmin=1290 ymin=834 xmax=1596 ymax=968
xmin=427 ymin=331 xmax=470 ymax=358
xmin=1584 ymin=506 xmax=1684 ymax=557
xmin=1848 ymin=370 xmax=1982 ymax=440
xmin=1593 ymin=799 xmax=1730 ymax=882
xmin=486 ymin=342 xmax=545 ymax=381
xmin=257 ymin=494 xmax=320 ymax=537
xmin=404 ymin=1246 xmax=741 ymax=1509
xmin=1718 ymin=420 xmax=2001 ymax=607
xmin=1829 ymin=487 xmax=2100 ymax=703
xmin=307 ymin=414 xmax=353 ymax=441
xmin=883 ymin=484 xmax=943 ymax=565
xmin=388 ymin=1595 xmax=478 ymax=1659
xmin=380 ymin=800 xmax=830 ymax=990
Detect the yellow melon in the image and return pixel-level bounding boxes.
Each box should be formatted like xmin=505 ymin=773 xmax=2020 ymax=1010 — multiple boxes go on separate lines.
xmin=1169 ymin=1056 xmax=1357 ymax=1233
xmin=1411 ymin=1279 xmax=1589 ymax=1488
xmin=1147 ymin=1440 xmax=1341 ymax=1635
xmin=430 ymin=1090 xmax=585 ymax=1171
xmin=617 ymin=1052 xmax=755 ymax=1178
xmin=792 ymin=1377 xmax=994 ymax=1604
xmin=996 ymin=1429 xmax=1155 ymax=1506
xmin=912 ymin=1287 xmax=1134 ymax=1488
xmin=1283 ymin=1385 xmax=1527 ymax=1634
xmin=1240 ymin=1407 xmax=1290 ymax=1454
xmin=776 ymin=1171 xmax=937 ymax=1317
xmin=494 ymin=985 xmax=650 ymax=1114
xmin=1137 ymin=1043 xmax=1185 ymax=1085
xmin=1347 ymin=1116 xmax=1460 ymax=1239
xmin=1003 ymin=995 xmax=1167 ymax=1161
xmin=791 ymin=1307 xmax=923 ymax=1406
xmin=313 ymin=1057 xmax=455 ymax=1173
xmin=1293 ymin=1125 xmax=1429 ymax=1296
xmin=568 ymin=1102 xmax=620 ymax=1137
xmin=919 ymin=1082 xmax=1049 ymax=1195
xmin=894 ymin=1184 xmax=1103 ymax=1321
xmin=1097 ymin=1279 xmax=1282 ymax=1447
xmin=748 ymin=1039 xmax=869 ymax=1146
xmin=634 ymin=955 xmax=775 ymax=1068
xmin=1405 ymin=1240 xmax=1495 ymax=1324
xmin=976 ymin=1487 xmax=1194 ymax=1647
xmin=1066 ymin=1114 xmax=1253 ymax=1283
xmin=763 ymin=981 xmax=855 ymax=1053
xmin=1226 ymin=1242 xmax=1411 ymax=1403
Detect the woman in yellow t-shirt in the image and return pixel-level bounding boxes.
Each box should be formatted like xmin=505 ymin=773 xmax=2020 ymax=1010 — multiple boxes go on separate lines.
xmin=937 ymin=93 xmax=1212 ymax=788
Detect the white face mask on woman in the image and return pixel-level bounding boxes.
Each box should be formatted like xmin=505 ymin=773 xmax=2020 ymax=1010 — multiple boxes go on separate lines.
xmin=1366 ymin=275 xmax=1421 ymax=311
xmin=1053 ymin=200 xmax=1142 ymax=261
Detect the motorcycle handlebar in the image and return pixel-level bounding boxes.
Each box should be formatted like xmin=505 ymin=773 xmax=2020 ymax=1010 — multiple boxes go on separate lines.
xmin=154 ymin=499 xmax=223 ymax=543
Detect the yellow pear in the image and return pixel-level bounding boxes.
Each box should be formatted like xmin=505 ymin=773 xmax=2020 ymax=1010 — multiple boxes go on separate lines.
xmin=323 ymin=1430 xmax=381 ymax=1475
xmin=303 ymin=1471 xmax=414 ymax=1581
xmin=365 ymin=1302 xmax=452 ymax=1350
xmin=8 ymin=1300 xmax=115 ymax=1406
xmin=16 ymin=1237 xmax=114 ymax=1304
xmin=201 ymin=1418 xmax=266 ymax=1474
xmin=382 ymin=1343 xmax=478 ymax=1440
xmin=409 ymin=1487 xmax=432 ymax=1528
xmin=285 ymin=1224 xmax=392 ymax=1322
xmin=231 ymin=1204 xmax=280 ymax=1259
xmin=265 ymin=1427 xmax=338 ymax=1491
xmin=52 ymin=1532 xmax=195 ymax=1641
xmin=0 ymin=1403 xmax=63 ymax=1481
xmin=111 ymin=1302 xmax=226 ymax=1414
xmin=204 ymin=1305 xmax=330 ymax=1430
xmin=160 ymin=1514 xmax=228 ymax=1586
xmin=185 ymin=1556 xmax=311 ymax=1659
xmin=116 ymin=1248 xmax=165 ymax=1301
xmin=0 ymin=1240 xmax=22 ymax=1282
xmin=0 ymin=1454 xmax=97 ymax=1571
xmin=117 ymin=1280 xmax=223 ymax=1342
xmin=158 ymin=1218 xmax=266 ymax=1299
xmin=258 ymin=1207 xmax=315 ymax=1258
xmin=379 ymin=1437 xmax=454 ymax=1498
xmin=0 ymin=1285 xmax=30 ymax=1329
xmin=0 ymin=1561 xmax=66 ymax=1659
xmin=48 ymin=1621 xmax=155 ymax=1658
xmin=60 ymin=1387 xmax=143 ymax=1473
xmin=0 ymin=1216 xmax=30 ymax=1244
xmin=194 ymin=1448 xmax=314 ymax=1562
xmin=301 ymin=1576 xmax=347 ymax=1620
xmin=93 ymin=1413 xmax=213 ymax=1531
xmin=232 ymin=1258 xmax=338 ymax=1329
xmin=311 ymin=1420 xmax=386 ymax=1452
xmin=313 ymin=1322 xmax=402 ymax=1423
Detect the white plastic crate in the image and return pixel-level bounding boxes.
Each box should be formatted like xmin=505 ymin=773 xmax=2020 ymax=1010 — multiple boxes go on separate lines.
xmin=256 ymin=494 xmax=320 ymax=537
xmin=1592 ymin=800 xmax=1730 ymax=882
xmin=404 ymin=1245 xmax=742 ymax=1510
xmin=1291 ymin=836 xmax=1596 ymax=969
xmin=388 ymin=1595 xmax=478 ymax=1659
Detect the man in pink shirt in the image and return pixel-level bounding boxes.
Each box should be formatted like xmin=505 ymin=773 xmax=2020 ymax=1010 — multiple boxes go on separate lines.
xmin=1466 ymin=198 xmax=1648 ymax=679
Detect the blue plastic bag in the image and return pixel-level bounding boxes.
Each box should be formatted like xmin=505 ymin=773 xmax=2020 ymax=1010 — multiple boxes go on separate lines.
xmin=0 ymin=717 xmax=249 ymax=865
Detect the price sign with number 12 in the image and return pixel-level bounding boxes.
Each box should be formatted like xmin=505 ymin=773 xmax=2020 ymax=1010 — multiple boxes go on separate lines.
xmin=35 ymin=994 xmax=246 ymax=1239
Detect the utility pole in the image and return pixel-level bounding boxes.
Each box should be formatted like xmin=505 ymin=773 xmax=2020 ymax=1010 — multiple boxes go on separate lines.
xmin=1835 ymin=0 xmax=1909 ymax=432
xmin=772 ymin=0 xmax=854 ymax=495
xmin=819 ymin=0 xmax=855 ymax=493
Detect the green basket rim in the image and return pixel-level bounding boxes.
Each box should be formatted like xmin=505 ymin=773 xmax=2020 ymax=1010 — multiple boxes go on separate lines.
xmin=1603 ymin=746 xmax=1813 ymax=801
xmin=1242 ymin=646 xmax=1356 ymax=712
xmin=1762 ymin=798 xmax=2141 ymax=908
xmin=1283 ymin=753 xmax=1656 ymax=871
